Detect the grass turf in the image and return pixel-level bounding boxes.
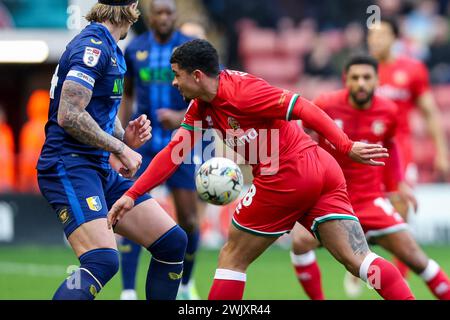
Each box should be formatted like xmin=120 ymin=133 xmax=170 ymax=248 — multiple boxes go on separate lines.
xmin=0 ymin=245 xmax=448 ymax=300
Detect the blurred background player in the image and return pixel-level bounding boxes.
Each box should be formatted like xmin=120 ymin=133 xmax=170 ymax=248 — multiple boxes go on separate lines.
xmin=368 ymin=17 xmax=449 ymax=278
xmin=118 ymin=0 xmax=201 ymax=300
xmin=36 ymin=0 xmax=188 ymax=300
xmin=109 ymin=39 xmax=415 ymax=301
xmin=0 ymin=104 xmax=15 ymax=193
xmin=290 ymin=55 xmax=450 ymax=300
xmin=17 ymin=90 xmax=49 ymax=194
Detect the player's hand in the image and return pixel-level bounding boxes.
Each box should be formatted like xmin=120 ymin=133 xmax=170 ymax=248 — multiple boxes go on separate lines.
xmin=115 ymin=144 xmax=142 ymax=178
xmin=124 ymin=114 xmax=152 ymax=149
xmin=107 ymin=195 xmax=134 ymax=229
xmin=156 ymin=109 xmax=185 ymax=130
xmin=348 ymin=142 xmax=389 ymax=166
xmin=393 ymin=181 xmax=418 ymax=214
xmin=109 ymin=153 xmax=124 ymax=173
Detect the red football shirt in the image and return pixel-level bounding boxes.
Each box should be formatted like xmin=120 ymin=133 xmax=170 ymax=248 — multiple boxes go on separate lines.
xmin=313 ymin=89 xmax=399 ymax=204
xmin=376 ymin=56 xmax=430 ymax=138
xmin=182 ymin=70 xmax=317 ymax=178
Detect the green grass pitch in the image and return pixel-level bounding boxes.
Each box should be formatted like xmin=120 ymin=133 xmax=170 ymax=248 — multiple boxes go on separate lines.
xmin=0 ymin=245 xmax=448 ymax=300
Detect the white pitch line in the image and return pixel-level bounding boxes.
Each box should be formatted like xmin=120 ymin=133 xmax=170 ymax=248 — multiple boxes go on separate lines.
xmin=0 ymin=262 xmax=69 ymax=277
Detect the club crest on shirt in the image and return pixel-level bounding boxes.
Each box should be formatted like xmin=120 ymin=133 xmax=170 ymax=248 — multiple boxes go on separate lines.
xmin=83 ymin=47 xmax=101 ymax=67
xmin=372 ymin=120 xmax=386 ymax=136
xmin=136 ymin=50 xmax=148 ymax=61
xmin=228 ymin=117 xmax=241 ymax=131
xmin=86 ymin=196 xmax=102 ymax=212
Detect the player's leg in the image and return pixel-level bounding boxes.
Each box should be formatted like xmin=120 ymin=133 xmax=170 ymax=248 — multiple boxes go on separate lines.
xmin=290 ymin=223 xmax=323 ymax=300
xmin=306 ymin=148 xmax=414 ymax=300
xmin=114 ymin=197 xmax=187 ymax=300
xmin=208 ymin=224 xmax=279 ymax=300
xmin=117 ymin=237 xmax=141 ymax=300
xmin=38 ymin=162 xmax=120 ymax=300
xmin=167 ymin=162 xmax=202 ymax=300
xmin=171 ymin=188 xmax=201 ymax=299
xmin=375 ymin=231 xmax=450 ymax=300
xmin=316 ymin=219 xmax=414 ymax=300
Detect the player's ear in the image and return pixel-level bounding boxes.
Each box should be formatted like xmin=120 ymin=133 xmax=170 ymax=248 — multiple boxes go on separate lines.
xmin=193 ymin=70 xmax=202 ymax=83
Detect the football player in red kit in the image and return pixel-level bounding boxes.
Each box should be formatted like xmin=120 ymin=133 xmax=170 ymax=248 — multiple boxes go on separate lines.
xmin=108 ymin=39 xmax=414 ymax=300
xmin=368 ymin=17 xmax=449 ymax=278
xmin=290 ymin=55 xmax=450 ymax=300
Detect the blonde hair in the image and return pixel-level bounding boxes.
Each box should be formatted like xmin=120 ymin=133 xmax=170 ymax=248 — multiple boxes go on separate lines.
xmin=86 ymin=3 xmax=140 ymax=26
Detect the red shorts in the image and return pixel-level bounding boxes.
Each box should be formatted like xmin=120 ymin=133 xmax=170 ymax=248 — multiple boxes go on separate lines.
xmin=232 ymin=146 xmax=357 ymax=238
xmin=353 ymin=197 xmax=408 ymax=240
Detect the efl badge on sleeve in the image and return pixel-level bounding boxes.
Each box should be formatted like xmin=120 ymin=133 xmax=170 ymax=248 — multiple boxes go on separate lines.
xmin=83 ymin=47 xmax=102 ymax=67
xmin=86 ymin=196 xmax=103 ymax=212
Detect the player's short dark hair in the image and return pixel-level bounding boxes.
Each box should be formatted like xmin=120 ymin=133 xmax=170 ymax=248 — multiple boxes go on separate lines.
xmin=170 ymin=39 xmax=220 ymax=77
xmin=380 ymin=17 xmax=400 ymax=38
xmin=345 ymin=54 xmax=379 ymax=74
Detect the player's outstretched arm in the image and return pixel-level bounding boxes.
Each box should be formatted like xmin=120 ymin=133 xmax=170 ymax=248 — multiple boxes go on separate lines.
xmin=292 ymin=97 xmax=388 ymax=166
xmin=107 ymin=127 xmax=200 ymax=228
xmin=58 ymin=80 xmax=142 ymax=177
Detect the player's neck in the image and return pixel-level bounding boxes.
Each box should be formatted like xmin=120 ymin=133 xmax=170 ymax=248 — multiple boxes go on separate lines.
xmin=377 ymin=51 xmax=395 ymax=64
xmin=199 ymin=76 xmax=220 ymax=103
xmin=101 ymin=21 xmax=122 ymax=43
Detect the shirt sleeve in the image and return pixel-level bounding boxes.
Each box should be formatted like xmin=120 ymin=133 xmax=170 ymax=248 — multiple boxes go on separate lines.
xmin=65 ymin=37 xmax=109 ymax=91
xmin=180 ymin=99 xmax=206 ymax=131
xmin=234 ymin=75 xmax=300 ymax=121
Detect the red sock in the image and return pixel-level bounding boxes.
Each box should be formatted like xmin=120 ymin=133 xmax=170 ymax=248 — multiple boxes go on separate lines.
xmin=291 ymin=251 xmax=324 ymax=300
xmin=208 ymin=269 xmax=246 ymax=300
xmin=360 ymin=253 xmax=415 ymax=300
xmin=393 ymin=257 xmax=409 ymax=279
xmin=420 ymin=260 xmax=450 ymax=300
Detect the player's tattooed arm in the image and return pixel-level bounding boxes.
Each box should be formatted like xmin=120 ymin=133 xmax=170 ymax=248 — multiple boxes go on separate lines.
xmin=58 ymin=80 xmax=125 ymax=155
xmin=113 ymin=117 xmax=125 ymax=142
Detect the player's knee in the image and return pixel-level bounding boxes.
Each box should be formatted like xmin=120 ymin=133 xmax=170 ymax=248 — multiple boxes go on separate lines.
xmin=217 ymin=241 xmax=250 ymax=271
xmin=292 ymin=233 xmax=317 ymax=254
xmin=147 ymin=225 xmax=187 ymax=262
xmin=79 ymin=248 xmax=120 ymax=287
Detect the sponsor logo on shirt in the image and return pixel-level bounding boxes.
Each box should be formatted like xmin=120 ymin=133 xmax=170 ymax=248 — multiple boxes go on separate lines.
xmin=83 ymin=47 xmax=101 ymax=67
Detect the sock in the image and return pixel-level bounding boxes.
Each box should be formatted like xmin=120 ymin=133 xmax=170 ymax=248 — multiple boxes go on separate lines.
xmin=53 ymin=248 xmax=119 ymax=300
xmin=290 ymin=251 xmax=324 ymax=300
xmin=182 ymin=230 xmax=201 ymax=286
xmin=393 ymin=257 xmax=409 ymax=279
xmin=146 ymin=225 xmax=187 ymax=300
xmin=420 ymin=260 xmax=450 ymax=300
xmin=359 ymin=252 xmax=415 ymax=300
xmin=208 ymin=269 xmax=246 ymax=300
xmin=119 ymin=238 xmax=142 ymax=290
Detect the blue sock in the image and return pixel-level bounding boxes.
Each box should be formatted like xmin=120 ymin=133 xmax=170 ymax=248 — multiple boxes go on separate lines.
xmin=53 ymin=248 xmax=119 ymax=300
xmin=146 ymin=225 xmax=187 ymax=300
xmin=119 ymin=238 xmax=142 ymax=290
xmin=182 ymin=229 xmax=200 ymax=286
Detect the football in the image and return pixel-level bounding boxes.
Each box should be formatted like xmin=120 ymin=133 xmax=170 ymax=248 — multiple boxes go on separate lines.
xmin=195 ymin=157 xmax=244 ymax=205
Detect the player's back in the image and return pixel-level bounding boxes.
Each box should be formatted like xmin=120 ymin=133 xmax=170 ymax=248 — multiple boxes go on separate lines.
xmin=38 ymin=23 xmax=125 ymax=171
xmin=124 ymin=30 xmax=192 ymax=154
xmin=314 ymin=89 xmax=398 ymax=204
xmin=185 ymin=70 xmax=317 ymax=178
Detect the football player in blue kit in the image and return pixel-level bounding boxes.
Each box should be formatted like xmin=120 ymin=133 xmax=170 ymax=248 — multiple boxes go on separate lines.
xmin=117 ymin=0 xmax=203 ymax=300
xmin=37 ymin=0 xmax=187 ymax=300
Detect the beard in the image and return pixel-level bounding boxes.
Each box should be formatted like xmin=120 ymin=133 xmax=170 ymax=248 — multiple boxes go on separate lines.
xmin=350 ymin=89 xmax=374 ymax=107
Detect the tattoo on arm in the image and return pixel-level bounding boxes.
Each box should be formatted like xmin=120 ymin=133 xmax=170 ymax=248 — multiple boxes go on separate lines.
xmin=113 ymin=117 xmax=125 ymax=142
xmin=58 ymin=80 xmax=124 ymax=155
xmin=339 ymin=220 xmax=369 ymax=256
